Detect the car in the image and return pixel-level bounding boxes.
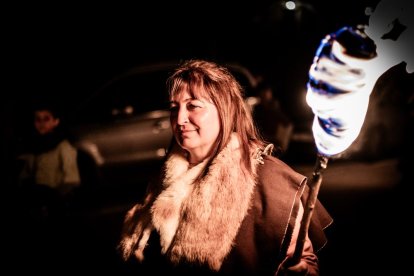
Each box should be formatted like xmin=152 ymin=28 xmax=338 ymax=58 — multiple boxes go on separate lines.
xmin=66 ymin=61 xmax=260 ymax=195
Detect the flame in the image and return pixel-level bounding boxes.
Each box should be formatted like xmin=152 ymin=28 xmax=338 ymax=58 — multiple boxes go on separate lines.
xmin=307 ymin=18 xmax=411 ymax=157
xmin=306 ymin=27 xmax=381 ymax=157
xmin=307 ymin=0 xmax=412 ymax=157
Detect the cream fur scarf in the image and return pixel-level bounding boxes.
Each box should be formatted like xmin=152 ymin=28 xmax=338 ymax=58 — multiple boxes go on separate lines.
xmin=119 ymin=134 xmax=259 ymax=271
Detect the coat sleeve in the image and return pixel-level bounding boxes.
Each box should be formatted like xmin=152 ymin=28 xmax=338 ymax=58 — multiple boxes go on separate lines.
xmin=60 ymin=140 xmax=81 ymax=186
xmin=260 ymin=155 xmax=333 ymax=274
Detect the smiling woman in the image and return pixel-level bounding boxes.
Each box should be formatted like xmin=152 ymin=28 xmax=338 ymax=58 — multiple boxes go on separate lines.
xmin=118 ymin=59 xmax=332 ymax=276
xmin=66 ymin=61 xmax=260 ymax=189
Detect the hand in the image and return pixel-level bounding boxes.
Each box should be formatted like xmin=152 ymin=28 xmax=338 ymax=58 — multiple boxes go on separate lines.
xmin=276 ymin=259 xmax=311 ymax=276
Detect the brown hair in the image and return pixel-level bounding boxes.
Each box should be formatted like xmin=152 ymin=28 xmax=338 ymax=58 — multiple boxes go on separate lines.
xmin=166 ymin=59 xmax=265 ymax=175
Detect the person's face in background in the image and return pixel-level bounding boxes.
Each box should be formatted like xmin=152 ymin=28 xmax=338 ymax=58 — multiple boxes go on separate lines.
xmin=34 ymin=110 xmax=60 ymax=135
xmin=170 ymin=89 xmax=221 ymax=162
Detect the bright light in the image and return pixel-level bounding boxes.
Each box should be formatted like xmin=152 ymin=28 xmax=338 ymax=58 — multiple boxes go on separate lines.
xmin=307 ymin=27 xmax=377 ymax=157
xmin=309 ymin=18 xmax=412 ymax=156
xmin=308 ymin=93 xmax=370 ymax=156
xmin=285 ymin=1 xmax=296 ymax=10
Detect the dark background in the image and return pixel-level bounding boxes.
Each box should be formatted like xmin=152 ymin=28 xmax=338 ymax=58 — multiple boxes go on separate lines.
xmin=5 ymin=0 xmax=379 ymax=103
xmin=4 ymin=0 xmax=393 ymax=148
xmin=3 ymin=0 xmax=414 ymax=275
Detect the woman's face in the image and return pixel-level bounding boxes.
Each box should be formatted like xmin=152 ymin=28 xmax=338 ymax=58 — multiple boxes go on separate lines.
xmin=170 ymin=89 xmax=221 ymax=162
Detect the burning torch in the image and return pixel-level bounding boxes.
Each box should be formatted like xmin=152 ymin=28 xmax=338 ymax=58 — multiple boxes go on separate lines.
xmin=290 ymin=0 xmax=413 ymax=266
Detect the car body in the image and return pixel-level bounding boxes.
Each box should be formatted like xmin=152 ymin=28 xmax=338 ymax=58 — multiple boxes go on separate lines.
xmin=67 ymin=61 xmax=259 ymax=188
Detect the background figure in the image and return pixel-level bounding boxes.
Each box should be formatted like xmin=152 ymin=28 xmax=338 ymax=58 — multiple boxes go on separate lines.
xmin=16 ymin=100 xmax=81 ymax=220
xmin=253 ymin=80 xmax=294 ymax=156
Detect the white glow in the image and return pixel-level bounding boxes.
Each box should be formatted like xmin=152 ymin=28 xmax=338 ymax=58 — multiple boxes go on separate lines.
xmin=285 ymin=1 xmax=296 ymax=10
xmin=365 ymin=0 xmax=413 ymax=73
xmin=309 ymin=92 xmax=370 ymax=156
xmin=308 ymin=0 xmax=413 ymax=157
xmin=307 ymin=31 xmax=377 ymax=156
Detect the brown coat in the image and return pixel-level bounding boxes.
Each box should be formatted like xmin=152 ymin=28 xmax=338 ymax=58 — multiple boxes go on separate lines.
xmin=219 ymin=155 xmax=332 ymax=275
xmin=118 ymin=137 xmax=332 ymax=275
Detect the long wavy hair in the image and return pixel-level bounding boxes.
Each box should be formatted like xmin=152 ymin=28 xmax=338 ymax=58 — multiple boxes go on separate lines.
xmin=166 ymin=59 xmax=265 ymax=177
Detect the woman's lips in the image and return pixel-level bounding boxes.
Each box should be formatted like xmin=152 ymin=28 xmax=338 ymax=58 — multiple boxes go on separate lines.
xmin=178 ymin=129 xmax=197 ymax=138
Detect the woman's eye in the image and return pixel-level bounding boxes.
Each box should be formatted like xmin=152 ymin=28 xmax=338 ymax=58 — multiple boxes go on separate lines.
xmin=188 ymin=102 xmax=202 ymax=110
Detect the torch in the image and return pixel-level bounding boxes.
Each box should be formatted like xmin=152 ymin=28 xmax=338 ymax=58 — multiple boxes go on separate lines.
xmin=290 ymin=0 xmax=413 ymax=266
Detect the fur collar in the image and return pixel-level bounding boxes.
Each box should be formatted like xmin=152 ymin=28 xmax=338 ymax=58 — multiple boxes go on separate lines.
xmin=119 ymin=134 xmax=260 ymax=271
xmin=152 ymin=134 xmax=258 ymax=270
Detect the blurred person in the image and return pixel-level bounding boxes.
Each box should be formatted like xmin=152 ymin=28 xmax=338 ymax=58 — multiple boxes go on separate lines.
xmin=253 ymin=80 xmax=294 ymax=156
xmin=118 ymin=60 xmax=332 ymax=275
xmin=16 ymin=100 xmax=80 ymax=218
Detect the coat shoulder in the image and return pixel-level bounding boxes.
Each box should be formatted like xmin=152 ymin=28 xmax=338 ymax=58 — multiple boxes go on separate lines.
xmin=258 ymin=155 xmax=306 ymax=187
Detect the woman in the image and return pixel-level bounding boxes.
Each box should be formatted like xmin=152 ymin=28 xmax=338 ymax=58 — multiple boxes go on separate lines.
xmin=118 ymin=60 xmax=332 ymax=275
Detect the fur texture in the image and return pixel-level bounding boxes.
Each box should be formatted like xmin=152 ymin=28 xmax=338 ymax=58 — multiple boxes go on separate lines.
xmin=118 ymin=197 xmax=155 ymax=261
xmin=119 ymin=134 xmax=259 ymax=271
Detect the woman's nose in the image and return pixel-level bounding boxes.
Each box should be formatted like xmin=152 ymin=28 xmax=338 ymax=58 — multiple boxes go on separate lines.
xmin=177 ymin=107 xmax=189 ymax=125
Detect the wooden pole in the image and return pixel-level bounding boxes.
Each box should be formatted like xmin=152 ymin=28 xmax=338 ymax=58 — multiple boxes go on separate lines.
xmin=290 ymin=153 xmax=329 ymax=265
